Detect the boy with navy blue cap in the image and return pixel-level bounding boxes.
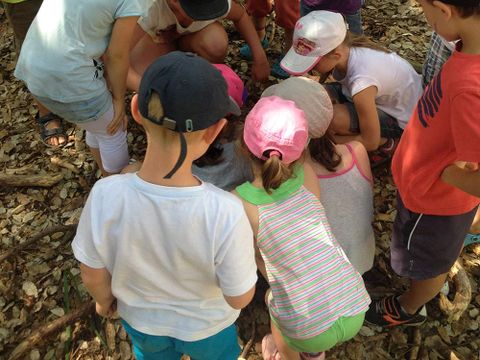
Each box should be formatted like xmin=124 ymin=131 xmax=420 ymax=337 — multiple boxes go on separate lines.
xmin=72 ymin=51 xmax=257 ymax=360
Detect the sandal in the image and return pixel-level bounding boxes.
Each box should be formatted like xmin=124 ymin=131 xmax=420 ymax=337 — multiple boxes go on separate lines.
xmin=464 ymin=233 xmax=480 ymax=247
xmin=36 ymin=112 xmax=68 ymax=147
xmin=370 ymin=138 xmax=399 ymax=169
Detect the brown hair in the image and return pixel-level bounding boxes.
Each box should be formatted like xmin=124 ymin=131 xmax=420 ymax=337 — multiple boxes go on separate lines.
xmin=308 ymin=134 xmax=341 ymax=172
xmin=343 ymin=31 xmax=391 ymax=54
xmin=425 ymin=0 xmax=480 ymax=17
xmin=260 ymin=153 xmax=295 ymax=193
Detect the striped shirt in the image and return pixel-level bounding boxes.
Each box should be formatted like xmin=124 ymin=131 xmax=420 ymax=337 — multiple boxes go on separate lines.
xmin=236 ymin=167 xmax=370 ymax=340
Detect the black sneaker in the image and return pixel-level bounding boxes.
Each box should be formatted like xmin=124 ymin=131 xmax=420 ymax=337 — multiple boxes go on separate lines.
xmin=365 ymin=295 xmax=427 ymax=327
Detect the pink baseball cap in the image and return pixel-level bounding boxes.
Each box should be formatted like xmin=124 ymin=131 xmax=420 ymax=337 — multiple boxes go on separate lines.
xmin=213 ymin=64 xmax=246 ymax=108
xmin=244 ymin=96 xmax=309 ymax=164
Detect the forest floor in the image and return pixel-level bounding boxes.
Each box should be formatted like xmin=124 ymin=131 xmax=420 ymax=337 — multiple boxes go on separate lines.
xmin=1 ymin=0 xmax=479 ymax=359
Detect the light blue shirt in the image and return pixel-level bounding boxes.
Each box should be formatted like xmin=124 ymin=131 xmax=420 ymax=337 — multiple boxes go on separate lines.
xmin=15 ymin=0 xmax=147 ymax=102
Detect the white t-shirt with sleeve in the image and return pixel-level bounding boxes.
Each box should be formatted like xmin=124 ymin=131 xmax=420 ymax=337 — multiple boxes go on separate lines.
xmin=72 ymin=173 xmax=257 ymax=341
xmin=14 ymin=0 xmax=147 ymax=102
xmin=138 ymin=0 xmax=231 ymax=42
xmin=336 ymin=47 xmax=423 ymax=129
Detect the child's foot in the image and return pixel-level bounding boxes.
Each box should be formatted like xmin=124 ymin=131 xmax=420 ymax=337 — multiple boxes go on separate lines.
xmin=271 ymin=57 xmax=290 ymax=79
xmin=240 ymin=38 xmax=269 ymax=61
xmin=261 ymin=334 xmax=281 ymax=360
xmin=464 ymin=233 xmax=480 ymax=247
xmin=365 ymin=295 xmax=427 ymax=327
xmin=301 ymin=352 xmax=326 ymax=360
xmin=370 ymin=138 xmax=399 ymax=168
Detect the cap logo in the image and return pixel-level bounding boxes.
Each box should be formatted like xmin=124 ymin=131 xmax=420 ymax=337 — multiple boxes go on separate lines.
xmin=294 ymin=38 xmax=316 ymax=56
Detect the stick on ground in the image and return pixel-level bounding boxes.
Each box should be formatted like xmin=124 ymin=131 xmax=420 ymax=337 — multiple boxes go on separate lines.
xmin=9 ymin=301 xmax=95 ymax=360
xmin=0 ymin=173 xmax=63 ymax=187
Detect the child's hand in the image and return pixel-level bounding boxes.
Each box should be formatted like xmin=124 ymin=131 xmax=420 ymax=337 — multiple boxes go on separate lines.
xmin=107 ymin=98 xmax=127 ymax=134
xmin=96 ymin=298 xmax=117 ymax=318
xmin=251 ymin=59 xmax=270 ymax=83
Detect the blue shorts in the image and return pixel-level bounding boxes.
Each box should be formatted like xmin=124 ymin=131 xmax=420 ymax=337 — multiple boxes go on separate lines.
xmin=34 ymin=90 xmax=112 ymax=124
xmin=121 ymin=321 xmax=241 ymax=360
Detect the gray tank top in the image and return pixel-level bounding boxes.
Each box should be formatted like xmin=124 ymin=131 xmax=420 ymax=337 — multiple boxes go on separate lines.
xmin=317 ymin=144 xmax=375 ymax=275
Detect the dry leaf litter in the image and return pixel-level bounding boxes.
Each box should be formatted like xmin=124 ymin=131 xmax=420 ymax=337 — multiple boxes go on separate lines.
xmin=1 ymin=0 xmax=479 ymax=359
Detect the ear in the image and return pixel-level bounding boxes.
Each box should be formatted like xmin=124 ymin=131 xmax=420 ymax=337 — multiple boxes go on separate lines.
xmin=432 ymin=0 xmax=453 ymax=19
xmin=130 ymin=94 xmax=143 ymax=126
xmin=203 ymin=119 xmax=227 ymax=145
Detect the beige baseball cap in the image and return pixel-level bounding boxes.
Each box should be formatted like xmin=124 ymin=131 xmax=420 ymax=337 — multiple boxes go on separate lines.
xmin=261 ymin=77 xmax=333 ymax=138
xmin=281 ymin=11 xmax=347 ymax=75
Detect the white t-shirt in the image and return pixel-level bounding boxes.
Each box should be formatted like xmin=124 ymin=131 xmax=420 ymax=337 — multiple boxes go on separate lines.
xmin=72 ymin=173 xmax=257 ymax=341
xmin=336 ymin=47 xmax=423 ymax=128
xmin=15 ymin=0 xmax=146 ymax=102
xmin=138 ymin=0 xmax=231 ymax=42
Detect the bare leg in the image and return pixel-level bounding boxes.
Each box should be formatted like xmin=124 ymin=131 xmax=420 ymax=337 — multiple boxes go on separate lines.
xmin=178 ymin=22 xmax=228 ymax=63
xmin=127 ymin=33 xmax=175 ymax=91
xmin=271 ymin=322 xmax=301 ymax=360
xmin=34 ymin=99 xmax=67 ymax=146
xmin=469 ymin=208 xmax=480 ymax=234
xmin=89 ymin=147 xmax=110 ymax=177
xmin=252 ymin=16 xmax=267 ymax=40
xmin=398 ymin=273 xmax=448 ymax=314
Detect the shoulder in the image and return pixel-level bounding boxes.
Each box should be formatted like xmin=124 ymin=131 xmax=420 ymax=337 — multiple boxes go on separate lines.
xmin=348 ymin=141 xmax=373 ymax=182
xmin=88 ymin=173 xmax=134 ymax=200
xmin=203 ymin=183 xmax=245 ymax=212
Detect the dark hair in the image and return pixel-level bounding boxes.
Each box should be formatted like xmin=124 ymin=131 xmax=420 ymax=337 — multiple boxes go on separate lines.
xmin=427 ymin=0 xmax=480 ymax=17
xmin=193 ymin=116 xmax=241 ymax=168
xmin=308 ymin=134 xmax=341 ymax=172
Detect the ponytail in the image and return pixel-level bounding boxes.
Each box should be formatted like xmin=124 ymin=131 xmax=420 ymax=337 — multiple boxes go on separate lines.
xmin=261 ymin=153 xmax=294 ymax=193
xmin=308 ymin=134 xmax=341 ymax=172
xmin=343 ymin=31 xmax=391 ymax=54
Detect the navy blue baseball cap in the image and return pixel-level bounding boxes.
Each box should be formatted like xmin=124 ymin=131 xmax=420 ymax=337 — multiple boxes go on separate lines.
xmin=179 ymin=0 xmax=230 ymax=21
xmin=138 ymin=51 xmax=240 ymax=179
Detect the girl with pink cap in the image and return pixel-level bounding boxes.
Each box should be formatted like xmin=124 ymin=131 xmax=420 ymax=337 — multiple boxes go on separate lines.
xmin=234 ymin=96 xmax=370 ymax=360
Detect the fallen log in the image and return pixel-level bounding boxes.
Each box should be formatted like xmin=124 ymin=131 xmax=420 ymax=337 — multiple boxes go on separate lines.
xmin=0 ymin=172 xmax=63 ymax=187
xmin=0 ymin=224 xmax=77 ymax=263
xmin=9 ymin=301 xmax=95 ymax=360
xmin=438 ymin=260 xmax=471 ymax=322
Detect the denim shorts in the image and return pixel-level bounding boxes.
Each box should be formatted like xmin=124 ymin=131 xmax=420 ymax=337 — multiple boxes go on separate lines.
xmin=121 ymin=321 xmax=241 ymax=360
xmin=34 ymin=90 xmax=112 ymax=124
xmin=325 ymin=82 xmax=404 ymax=139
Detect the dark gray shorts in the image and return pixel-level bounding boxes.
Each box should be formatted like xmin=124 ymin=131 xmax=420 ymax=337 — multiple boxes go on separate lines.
xmin=325 ymin=82 xmax=404 ymax=139
xmin=391 ymin=193 xmax=477 ymax=280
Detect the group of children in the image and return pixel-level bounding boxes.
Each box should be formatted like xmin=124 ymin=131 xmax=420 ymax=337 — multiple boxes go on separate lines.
xmin=6 ymin=0 xmax=480 ymax=358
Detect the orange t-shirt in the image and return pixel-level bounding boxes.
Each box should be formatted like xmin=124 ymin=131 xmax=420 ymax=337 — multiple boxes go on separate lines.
xmin=392 ymin=50 xmax=480 ymax=215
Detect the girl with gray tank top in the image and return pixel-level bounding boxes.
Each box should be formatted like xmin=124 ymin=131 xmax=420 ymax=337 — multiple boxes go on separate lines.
xmin=262 ymin=76 xmax=375 ymax=275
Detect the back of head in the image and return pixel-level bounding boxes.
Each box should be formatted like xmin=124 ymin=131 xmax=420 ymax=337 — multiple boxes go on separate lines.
xmin=243 ymin=96 xmax=309 ymax=193
xmin=434 ymin=0 xmax=480 ymax=18
xmin=261 ymin=77 xmax=333 ymax=138
xmin=137 ymin=51 xmax=240 ymax=178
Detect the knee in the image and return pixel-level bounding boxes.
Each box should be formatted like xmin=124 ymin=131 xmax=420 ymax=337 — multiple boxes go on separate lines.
xmin=198 ymin=31 xmax=228 ymax=63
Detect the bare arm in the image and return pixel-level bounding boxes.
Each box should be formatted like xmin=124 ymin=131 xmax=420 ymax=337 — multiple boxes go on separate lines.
xmin=80 ymin=263 xmax=116 ymax=317
xmin=334 ymin=86 xmax=381 ymax=151
xmin=104 ymin=16 xmax=139 ymax=134
xmin=224 ymin=285 xmax=256 ymax=310
xmin=227 ymin=2 xmax=269 ymax=82
xmin=441 ymin=162 xmax=480 ymax=197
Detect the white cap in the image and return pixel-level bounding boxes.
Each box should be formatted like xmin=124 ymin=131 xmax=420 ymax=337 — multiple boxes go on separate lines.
xmin=261 ymin=77 xmax=333 ymax=138
xmin=281 ymin=11 xmax=347 ymax=76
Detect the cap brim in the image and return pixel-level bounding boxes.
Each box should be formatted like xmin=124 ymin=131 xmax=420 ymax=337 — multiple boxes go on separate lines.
xmin=280 ymin=47 xmax=321 ymax=76
xmin=179 ymin=0 xmax=229 ymax=21
xmin=227 ymin=96 xmax=241 ymax=117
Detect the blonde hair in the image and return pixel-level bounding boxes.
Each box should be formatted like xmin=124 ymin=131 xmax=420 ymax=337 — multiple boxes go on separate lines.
xmin=342 ymin=31 xmax=391 ymax=53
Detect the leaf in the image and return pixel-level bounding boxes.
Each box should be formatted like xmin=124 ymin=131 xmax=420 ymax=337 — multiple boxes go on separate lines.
xmin=22 ymin=281 xmax=38 ymax=298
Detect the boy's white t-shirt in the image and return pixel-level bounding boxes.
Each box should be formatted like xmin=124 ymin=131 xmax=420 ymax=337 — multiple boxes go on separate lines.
xmin=336 ymin=47 xmax=423 ymax=128
xmin=72 ymin=173 xmax=257 ymax=341
xmin=14 ymin=0 xmax=147 ymax=102
xmin=138 ymin=0 xmax=231 ymax=42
